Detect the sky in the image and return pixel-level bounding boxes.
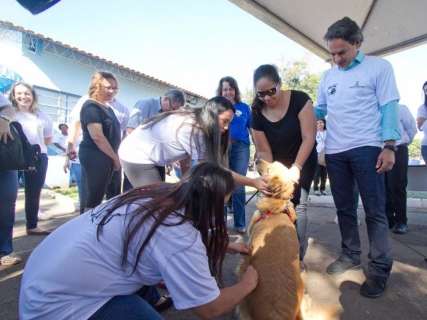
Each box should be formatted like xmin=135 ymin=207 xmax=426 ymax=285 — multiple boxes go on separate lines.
xmin=0 ymin=0 xmax=426 ymax=116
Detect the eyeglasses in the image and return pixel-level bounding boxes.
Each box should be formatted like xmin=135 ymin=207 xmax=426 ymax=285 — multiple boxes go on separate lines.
xmin=256 ymin=86 xmax=277 ymax=98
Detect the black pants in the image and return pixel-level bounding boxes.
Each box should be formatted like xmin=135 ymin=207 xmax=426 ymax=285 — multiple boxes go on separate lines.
xmin=385 ymin=145 xmax=408 ymax=227
xmin=79 ymin=148 xmax=113 ymax=209
xmin=313 ymin=164 xmax=327 ymax=191
xmin=24 ymin=154 xmax=48 ymax=229
xmin=106 ymin=170 xmax=122 ymax=199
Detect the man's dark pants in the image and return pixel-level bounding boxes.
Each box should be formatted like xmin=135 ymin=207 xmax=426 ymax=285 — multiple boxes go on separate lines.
xmin=385 ymin=145 xmax=409 ymax=227
xmin=326 ymin=146 xmax=393 ymax=280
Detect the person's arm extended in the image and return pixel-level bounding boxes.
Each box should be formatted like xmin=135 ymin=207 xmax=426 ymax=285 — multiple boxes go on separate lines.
xmin=294 ymin=100 xmax=316 ymax=169
xmin=251 ymin=129 xmax=273 ymax=162
xmin=191 ymin=266 xmax=258 ymax=319
xmin=87 ymin=123 xmax=120 ymax=168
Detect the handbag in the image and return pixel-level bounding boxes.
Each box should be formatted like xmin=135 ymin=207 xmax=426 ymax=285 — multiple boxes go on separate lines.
xmin=0 ymin=122 xmax=41 ymax=171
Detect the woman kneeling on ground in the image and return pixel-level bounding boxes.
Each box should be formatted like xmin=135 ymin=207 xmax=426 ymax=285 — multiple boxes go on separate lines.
xmin=19 ymin=162 xmax=258 ymax=320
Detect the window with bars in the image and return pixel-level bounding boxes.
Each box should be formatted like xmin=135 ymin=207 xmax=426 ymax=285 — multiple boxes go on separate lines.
xmin=34 ymin=85 xmax=81 ymax=124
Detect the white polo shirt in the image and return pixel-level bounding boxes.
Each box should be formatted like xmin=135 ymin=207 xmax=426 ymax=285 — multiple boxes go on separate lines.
xmin=119 ymin=113 xmax=205 ymax=165
xmin=317 ymin=55 xmax=399 ymax=154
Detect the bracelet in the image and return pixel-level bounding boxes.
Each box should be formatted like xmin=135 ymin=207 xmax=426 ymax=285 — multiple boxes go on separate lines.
xmin=0 ymin=115 xmax=11 ymax=123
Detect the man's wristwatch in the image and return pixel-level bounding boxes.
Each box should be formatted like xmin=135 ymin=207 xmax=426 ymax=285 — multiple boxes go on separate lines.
xmin=383 ymin=144 xmax=397 ymax=152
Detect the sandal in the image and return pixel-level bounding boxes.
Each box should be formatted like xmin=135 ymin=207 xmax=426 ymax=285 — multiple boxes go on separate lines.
xmin=154 ymin=295 xmax=173 ymax=312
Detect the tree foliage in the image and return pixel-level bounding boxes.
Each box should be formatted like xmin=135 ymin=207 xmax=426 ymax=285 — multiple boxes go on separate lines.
xmin=279 ymin=60 xmax=321 ymax=103
xmin=408 ymin=138 xmax=421 ymax=160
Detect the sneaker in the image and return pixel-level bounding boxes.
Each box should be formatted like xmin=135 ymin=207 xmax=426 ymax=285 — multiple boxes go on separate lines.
xmin=326 ymin=255 xmax=361 ymax=275
xmin=314 ymin=190 xmax=321 ymax=196
xmin=26 ymin=227 xmax=51 ymax=236
xmin=38 ymin=210 xmax=52 ymax=221
xmin=360 ymin=277 xmax=387 ymax=298
xmin=321 ymin=190 xmax=327 ymax=195
xmin=0 ymin=254 xmax=22 ymax=266
xmin=392 ymin=224 xmax=408 ymax=234
xmin=154 ymin=295 xmax=173 ymax=312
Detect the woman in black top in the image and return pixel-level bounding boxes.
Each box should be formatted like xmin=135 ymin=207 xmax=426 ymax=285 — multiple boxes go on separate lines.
xmin=251 ymin=64 xmax=317 ymax=262
xmin=79 ymin=71 xmax=121 ymax=211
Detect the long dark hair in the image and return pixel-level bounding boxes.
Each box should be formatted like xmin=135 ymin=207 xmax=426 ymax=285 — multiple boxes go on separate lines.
xmin=94 ymin=162 xmax=234 ymax=277
xmin=216 ymin=76 xmax=241 ymax=103
xmin=142 ymin=96 xmax=235 ymax=165
xmin=251 ymin=64 xmax=281 ymax=115
xmin=423 ymin=81 xmax=427 ymax=109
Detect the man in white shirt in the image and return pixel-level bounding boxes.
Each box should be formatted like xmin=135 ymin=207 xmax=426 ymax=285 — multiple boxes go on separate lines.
xmin=316 ymin=17 xmax=400 ymax=298
xmin=385 ymin=104 xmax=416 ymax=234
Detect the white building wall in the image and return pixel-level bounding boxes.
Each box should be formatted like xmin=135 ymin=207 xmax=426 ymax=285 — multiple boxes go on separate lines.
xmin=0 ymin=25 xmax=205 ymax=124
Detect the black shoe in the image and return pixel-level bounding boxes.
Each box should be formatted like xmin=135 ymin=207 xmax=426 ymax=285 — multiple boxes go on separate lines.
xmin=360 ymin=277 xmax=387 ymax=298
xmin=326 ymin=255 xmax=361 ymax=275
xmin=392 ymin=224 xmax=408 ymax=234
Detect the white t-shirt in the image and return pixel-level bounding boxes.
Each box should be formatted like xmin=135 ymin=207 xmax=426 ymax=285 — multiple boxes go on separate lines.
xmin=417 ymin=104 xmax=427 ymax=146
xmin=53 ymin=131 xmax=67 ymax=150
xmin=19 ymin=201 xmax=220 ymax=320
xmin=15 ymin=110 xmax=53 ymax=154
xmin=119 ymin=113 xmax=205 ymax=165
xmin=316 ymin=130 xmax=326 ymax=153
xmin=317 ymin=55 xmax=400 ymax=154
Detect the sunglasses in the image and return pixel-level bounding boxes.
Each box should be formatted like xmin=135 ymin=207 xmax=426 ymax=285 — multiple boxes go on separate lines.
xmin=256 ymin=86 xmax=277 ymax=98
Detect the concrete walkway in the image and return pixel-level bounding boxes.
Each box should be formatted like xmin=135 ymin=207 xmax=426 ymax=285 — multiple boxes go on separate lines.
xmin=1 ymin=190 xmax=426 ymax=319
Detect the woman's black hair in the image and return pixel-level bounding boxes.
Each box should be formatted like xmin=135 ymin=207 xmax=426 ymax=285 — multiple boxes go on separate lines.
xmin=251 ymin=64 xmax=281 ymax=115
xmin=142 ymin=96 xmax=235 ymax=165
xmin=216 ymin=76 xmax=241 ymax=103
xmin=94 ymin=162 xmax=235 ymax=278
xmin=317 ymin=118 xmax=326 ymax=130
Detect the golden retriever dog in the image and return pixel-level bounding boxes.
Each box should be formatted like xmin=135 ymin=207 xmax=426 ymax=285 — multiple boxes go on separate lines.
xmin=239 ymin=160 xmax=304 ymax=320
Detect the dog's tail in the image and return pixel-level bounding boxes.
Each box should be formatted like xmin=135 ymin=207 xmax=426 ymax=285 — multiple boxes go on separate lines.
xmin=300 ymin=294 xmax=341 ymax=320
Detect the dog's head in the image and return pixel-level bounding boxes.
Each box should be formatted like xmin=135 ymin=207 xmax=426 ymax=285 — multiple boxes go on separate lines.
xmin=255 ymin=159 xmax=296 ymax=222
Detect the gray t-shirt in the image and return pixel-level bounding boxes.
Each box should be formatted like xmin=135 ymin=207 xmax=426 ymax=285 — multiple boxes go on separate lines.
xmin=127 ymin=97 xmax=161 ymax=129
xmin=19 ymin=201 xmax=219 ymax=320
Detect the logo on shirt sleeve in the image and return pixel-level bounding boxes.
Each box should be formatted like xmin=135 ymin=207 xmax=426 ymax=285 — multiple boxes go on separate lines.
xmin=327 ymin=84 xmax=337 ymax=96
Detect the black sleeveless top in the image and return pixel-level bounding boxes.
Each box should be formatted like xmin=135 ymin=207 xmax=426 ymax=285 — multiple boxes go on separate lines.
xmin=251 ymin=90 xmax=315 ymax=167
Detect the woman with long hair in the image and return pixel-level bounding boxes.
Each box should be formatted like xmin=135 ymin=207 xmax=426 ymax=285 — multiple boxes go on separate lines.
xmin=9 ymin=82 xmax=53 ymax=235
xmin=119 ymin=96 xmax=268 ymax=192
xmin=250 ymin=64 xmax=317 ymax=264
xmin=79 ymin=71 xmax=121 ymax=211
xmin=216 ymin=76 xmax=251 ymax=233
xmin=20 ymin=162 xmax=258 ymax=319
xmin=416 ymin=81 xmax=427 ymax=163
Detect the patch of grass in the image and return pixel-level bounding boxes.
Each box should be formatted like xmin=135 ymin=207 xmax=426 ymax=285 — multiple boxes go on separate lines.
xmin=54 ymin=186 xmax=78 ymax=200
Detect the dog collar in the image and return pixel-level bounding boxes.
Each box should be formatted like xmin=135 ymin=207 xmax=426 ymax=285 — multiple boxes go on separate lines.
xmin=254 ymin=210 xmax=274 ymax=224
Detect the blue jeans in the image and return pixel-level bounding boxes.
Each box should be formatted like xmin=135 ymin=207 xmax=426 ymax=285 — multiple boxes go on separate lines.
xmin=326 ymin=146 xmax=393 ymax=279
xmin=90 ymin=286 xmax=161 ymax=320
xmin=24 ymin=154 xmax=48 ymax=229
xmin=69 ymin=162 xmax=87 ymax=212
xmin=0 ymin=170 xmax=18 ymax=256
xmin=89 ymin=295 xmax=162 ymax=320
xmin=421 ymin=145 xmax=427 ymax=164
xmin=229 ymin=141 xmax=250 ymax=229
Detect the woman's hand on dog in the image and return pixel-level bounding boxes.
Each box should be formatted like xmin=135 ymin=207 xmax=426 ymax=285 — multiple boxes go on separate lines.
xmin=252 ymin=177 xmax=272 ymax=195
xmin=241 ymin=265 xmax=259 ymax=292
xmin=227 ymin=242 xmax=250 ymax=254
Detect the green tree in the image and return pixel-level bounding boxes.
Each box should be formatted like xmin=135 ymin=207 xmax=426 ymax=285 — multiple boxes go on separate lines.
xmin=279 ymin=60 xmax=321 ymax=103
xmin=408 ymin=138 xmax=421 ymax=160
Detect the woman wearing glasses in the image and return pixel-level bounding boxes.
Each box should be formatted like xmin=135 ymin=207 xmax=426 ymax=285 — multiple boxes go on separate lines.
xmin=250 ymin=64 xmax=317 ymax=265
